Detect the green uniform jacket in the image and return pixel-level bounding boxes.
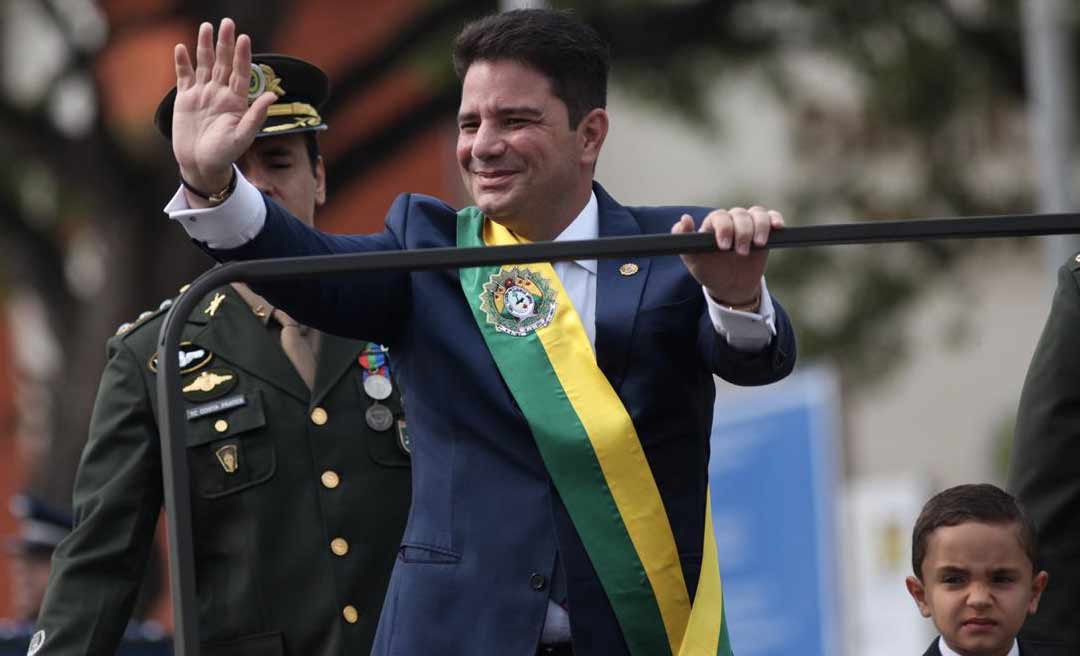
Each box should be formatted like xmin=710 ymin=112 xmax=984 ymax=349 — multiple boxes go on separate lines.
xmin=32 ymin=285 xmax=412 ymax=656
xmin=1010 ymin=256 xmax=1080 ymax=655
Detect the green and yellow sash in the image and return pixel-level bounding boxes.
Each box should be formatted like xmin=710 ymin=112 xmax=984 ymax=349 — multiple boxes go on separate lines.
xmin=457 ymin=207 xmax=733 ymax=656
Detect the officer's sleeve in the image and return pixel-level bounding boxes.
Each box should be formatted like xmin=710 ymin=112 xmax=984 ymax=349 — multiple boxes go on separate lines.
xmin=32 ymin=336 xmax=165 ymax=655
xmin=1010 ymin=260 xmax=1080 ymax=650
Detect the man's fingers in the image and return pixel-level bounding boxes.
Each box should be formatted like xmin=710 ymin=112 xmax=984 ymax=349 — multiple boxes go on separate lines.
xmin=195 ymin=22 xmax=214 ymax=84
xmin=212 ymin=18 xmax=236 ymax=85
xmin=748 ymin=206 xmax=772 ymax=247
xmin=671 ymin=214 xmax=694 ymax=234
xmin=237 ymin=91 xmax=275 ymax=137
xmin=175 ymin=44 xmax=193 ymax=90
xmin=768 ymin=209 xmax=785 ymax=229
xmin=230 ymin=34 xmax=253 ymax=96
xmin=703 ymin=210 xmax=734 ymax=250
xmin=729 ymin=207 xmax=754 ymax=255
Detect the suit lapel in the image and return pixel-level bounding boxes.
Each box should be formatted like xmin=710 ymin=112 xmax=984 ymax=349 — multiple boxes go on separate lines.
xmin=593 ymin=183 xmax=649 ymax=392
xmin=311 ymin=332 xmax=365 ymax=407
xmin=188 ymin=287 xmax=310 ymax=403
xmin=923 ymin=637 xmax=942 ymax=656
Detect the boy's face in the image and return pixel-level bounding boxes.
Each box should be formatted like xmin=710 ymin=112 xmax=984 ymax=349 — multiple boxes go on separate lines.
xmin=905 ymin=521 xmax=1048 ymax=656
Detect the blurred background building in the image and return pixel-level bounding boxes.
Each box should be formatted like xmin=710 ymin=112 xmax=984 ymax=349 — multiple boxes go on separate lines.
xmin=0 ymin=1 xmax=1075 ymax=654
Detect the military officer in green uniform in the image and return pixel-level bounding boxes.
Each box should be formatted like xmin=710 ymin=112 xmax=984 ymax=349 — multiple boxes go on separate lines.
xmin=1010 ymin=252 xmax=1080 ymax=656
xmin=28 ymin=55 xmax=411 ymax=656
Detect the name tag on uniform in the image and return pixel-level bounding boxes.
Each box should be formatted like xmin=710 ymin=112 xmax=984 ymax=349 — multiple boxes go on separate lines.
xmin=186 ymin=394 xmax=247 ymax=420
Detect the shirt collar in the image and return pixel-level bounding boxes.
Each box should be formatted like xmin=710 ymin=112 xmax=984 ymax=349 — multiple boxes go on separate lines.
xmin=938 ymin=636 xmax=1018 ymax=656
xmin=552 ymin=191 xmax=598 ymax=274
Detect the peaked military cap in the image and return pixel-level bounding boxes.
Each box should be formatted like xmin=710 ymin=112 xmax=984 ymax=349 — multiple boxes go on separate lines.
xmin=155 ymin=54 xmax=330 ymax=140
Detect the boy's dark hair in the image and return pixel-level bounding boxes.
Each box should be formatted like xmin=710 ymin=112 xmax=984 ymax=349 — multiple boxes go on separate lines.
xmin=452 ymin=9 xmax=609 ymax=128
xmin=911 ymin=483 xmax=1039 ymax=578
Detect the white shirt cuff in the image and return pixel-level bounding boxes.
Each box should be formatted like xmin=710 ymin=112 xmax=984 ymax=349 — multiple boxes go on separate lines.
xmin=163 ymin=166 xmax=266 ymax=249
xmin=705 ymin=277 xmax=777 ymax=352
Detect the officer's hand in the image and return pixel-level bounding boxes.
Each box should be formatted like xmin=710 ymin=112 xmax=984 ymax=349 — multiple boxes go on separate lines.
xmin=172 ymin=19 xmax=276 ymax=203
xmin=672 ymin=206 xmax=784 ymax=310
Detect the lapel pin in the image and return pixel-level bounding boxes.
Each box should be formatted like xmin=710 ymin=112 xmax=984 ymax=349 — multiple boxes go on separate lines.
xmin=619 ymin=263 xmax=639 ymax=277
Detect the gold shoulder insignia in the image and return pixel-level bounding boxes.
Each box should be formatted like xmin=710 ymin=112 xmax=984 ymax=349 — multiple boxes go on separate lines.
xmin=204 ymin=292 xmax=226 ymax=317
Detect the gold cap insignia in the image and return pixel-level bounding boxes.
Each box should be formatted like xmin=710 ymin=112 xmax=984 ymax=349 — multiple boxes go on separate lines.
xmin=619 ymin=263 xmax=640 ymax=277
xmin=183 ymin=371 xmax=235 ymax=394
xmin=249 ymin=63 xmax=286 ymax=102
xmin=216 ymin=444 xmax=239 ymax=473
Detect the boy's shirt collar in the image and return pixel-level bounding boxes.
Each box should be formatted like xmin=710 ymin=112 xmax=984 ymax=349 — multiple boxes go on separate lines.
xmin=938 ymin=636 xmax=1018 ymax=656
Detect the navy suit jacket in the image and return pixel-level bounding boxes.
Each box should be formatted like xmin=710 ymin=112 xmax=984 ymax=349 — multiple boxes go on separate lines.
xmin=214 ymin=183 xmax=796 ymax=655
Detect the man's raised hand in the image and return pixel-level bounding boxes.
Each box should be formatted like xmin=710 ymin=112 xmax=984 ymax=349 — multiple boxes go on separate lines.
xmin=172 ymin=19 xmax=276 ymax=198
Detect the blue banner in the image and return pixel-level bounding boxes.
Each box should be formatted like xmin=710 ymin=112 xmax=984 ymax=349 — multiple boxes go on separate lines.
xmin=710 ymin=368 xmax=840 ymax=656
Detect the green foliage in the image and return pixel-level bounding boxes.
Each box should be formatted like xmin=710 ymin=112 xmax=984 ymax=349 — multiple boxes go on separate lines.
xmin=562 ymin=0 xmax=1038 ymax=387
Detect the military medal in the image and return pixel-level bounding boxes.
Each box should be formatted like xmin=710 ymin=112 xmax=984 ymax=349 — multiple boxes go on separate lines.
xmin=359 ymin=344 xmax=393 ymax=400
xmin=365 ymin=402 xmax=394 ymax=432
xmin=363 ymin=374 xmax=392 ymax=400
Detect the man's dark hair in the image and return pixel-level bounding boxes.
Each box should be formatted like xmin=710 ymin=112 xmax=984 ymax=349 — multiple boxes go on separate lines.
xmin=452 ymin=9 xmax=609 ymax=128
xmin=911 ymin=483 xmax=1039 ymax=579
xmin=302 ymin=132 xmax=321 ymax=176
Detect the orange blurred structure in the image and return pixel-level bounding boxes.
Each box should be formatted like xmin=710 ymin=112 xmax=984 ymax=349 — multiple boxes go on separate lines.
xmin=2 ymin=0 xmax=468 ymax=630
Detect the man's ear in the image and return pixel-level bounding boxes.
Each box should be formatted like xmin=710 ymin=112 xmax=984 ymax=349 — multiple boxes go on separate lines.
xmin=577 ymin=107 xmax=608 ymax=168
xmin=905 ymin=575 xmax=932 ymax=618
xmin=1028 ymin=570 xmax=1049 ymax=614
xmin=314 ymin=155 xmax=326 ymax=207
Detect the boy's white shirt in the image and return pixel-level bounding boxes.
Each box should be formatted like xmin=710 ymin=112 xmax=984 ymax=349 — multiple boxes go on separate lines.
xmin=938 ymin=636 xmax=1018 ymax=656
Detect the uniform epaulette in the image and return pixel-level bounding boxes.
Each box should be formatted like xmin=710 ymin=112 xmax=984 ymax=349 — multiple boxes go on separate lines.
xmin=114 ymin=285 xmax=188 ymax=337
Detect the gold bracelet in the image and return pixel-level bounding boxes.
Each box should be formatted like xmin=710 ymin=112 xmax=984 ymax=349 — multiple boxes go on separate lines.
xmin=722 ymin=292 xmax=761 ymax=313
xmin=181 ymin=169 xmax=237 ymax=205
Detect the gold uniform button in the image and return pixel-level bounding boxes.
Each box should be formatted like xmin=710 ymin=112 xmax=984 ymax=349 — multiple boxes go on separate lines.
xmin=321 ymin=470 xmax=340 ymax=489
xmin=343 ymin=605 xmax=359 ymax=624
xmin=619 ymin=262 xmax=640 ymax=276
xmin=214 ymin=419 xmax=229 ymax=433
xmin=331 ymin=538 xmax=349 ymax=556
xmin=311 ymin=407 xmax=328 ymax=426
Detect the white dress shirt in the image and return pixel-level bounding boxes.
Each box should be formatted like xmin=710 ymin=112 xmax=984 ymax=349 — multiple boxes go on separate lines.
xmin=938 ymin=636 xmax=1018 ymax=656
xmin=165 ymin=172 xmax=777 ymax=351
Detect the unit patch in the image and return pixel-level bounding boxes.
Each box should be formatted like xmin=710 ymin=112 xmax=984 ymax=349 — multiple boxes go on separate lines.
xmin=216 ymin=444 xmax=239 ymax=474
xmin=148 ymin=342 xmax=213 ymax=374
xmin=182 ymin=368 xmax=238 ymax=402
xmin=479 ymin=266 xmax=557 ymax=336
xmin=186 ymin=394 xmax=247 ymax=420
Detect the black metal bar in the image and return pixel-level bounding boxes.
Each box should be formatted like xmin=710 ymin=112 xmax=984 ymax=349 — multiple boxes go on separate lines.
xmin=156 ymin=210 xmax=1080 ymax=655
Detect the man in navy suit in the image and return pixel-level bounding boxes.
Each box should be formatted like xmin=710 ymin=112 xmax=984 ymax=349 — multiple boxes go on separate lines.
xmin=164 ymin=11 xmax=796 ymax=655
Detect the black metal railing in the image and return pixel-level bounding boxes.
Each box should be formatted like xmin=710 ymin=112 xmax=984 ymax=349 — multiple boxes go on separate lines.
xmin=156 ymin=211 xmax=1080 ymax=655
